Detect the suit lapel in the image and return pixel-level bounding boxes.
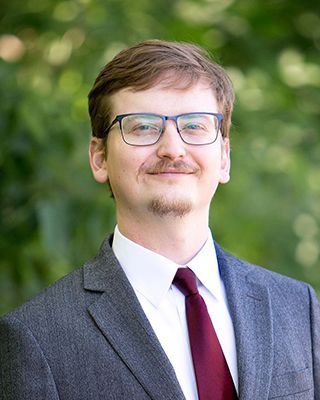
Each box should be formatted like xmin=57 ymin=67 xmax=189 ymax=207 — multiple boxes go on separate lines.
xmin=84 ymin=237 xmax=186 ymax=400
xmin=216 ymin=245 xmax=273 ymax=400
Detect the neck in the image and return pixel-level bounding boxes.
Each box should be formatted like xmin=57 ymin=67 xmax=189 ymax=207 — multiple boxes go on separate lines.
xmin=116 ymin=209 xmax=210 ymax=264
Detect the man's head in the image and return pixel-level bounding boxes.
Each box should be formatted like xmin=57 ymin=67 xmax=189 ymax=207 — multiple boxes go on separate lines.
xmin=88 ymin=39 xmax=234 ymax=144
xmin=88 ymin=40 xmax=234 ymax=222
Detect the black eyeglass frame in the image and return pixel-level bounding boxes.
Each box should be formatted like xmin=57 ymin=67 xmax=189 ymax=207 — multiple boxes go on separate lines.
xmin=103 ymin=112 xmax=224 ymax=146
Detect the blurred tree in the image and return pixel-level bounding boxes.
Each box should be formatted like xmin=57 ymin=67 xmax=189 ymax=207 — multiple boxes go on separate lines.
xmin=1 ymin=0 xmax=319 ymax=314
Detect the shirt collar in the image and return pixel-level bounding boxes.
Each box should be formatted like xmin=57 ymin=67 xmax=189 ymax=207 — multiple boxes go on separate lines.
xmin=187 ymin=234 xmax=225 ymax=303
xmin=112 ymin=225 xmax=224 ymax=308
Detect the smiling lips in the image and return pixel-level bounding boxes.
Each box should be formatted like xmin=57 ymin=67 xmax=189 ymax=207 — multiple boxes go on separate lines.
xmin=149 ymin=170 xmax=192 ymax=175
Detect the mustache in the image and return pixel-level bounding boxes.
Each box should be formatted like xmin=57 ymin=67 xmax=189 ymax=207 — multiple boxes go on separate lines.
xmin=143 ymin=159 xmax=199 ymax=174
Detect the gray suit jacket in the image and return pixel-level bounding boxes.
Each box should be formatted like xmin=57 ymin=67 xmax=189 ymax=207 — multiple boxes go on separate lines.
xmin=0 ymin=235 xmax=319 ymax=399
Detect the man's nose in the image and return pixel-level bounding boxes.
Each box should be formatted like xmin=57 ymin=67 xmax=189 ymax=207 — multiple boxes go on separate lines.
xmin=156 ymin=120 xmax=187 ymax=159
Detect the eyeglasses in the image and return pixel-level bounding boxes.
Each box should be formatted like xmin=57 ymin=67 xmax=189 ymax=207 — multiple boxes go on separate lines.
xmin=103 ymin=112 xmax=224 ymax=146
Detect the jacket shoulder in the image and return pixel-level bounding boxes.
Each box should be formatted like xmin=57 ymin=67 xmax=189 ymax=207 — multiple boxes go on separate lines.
xmin=215 ymin=243 xmax=316 ymax=299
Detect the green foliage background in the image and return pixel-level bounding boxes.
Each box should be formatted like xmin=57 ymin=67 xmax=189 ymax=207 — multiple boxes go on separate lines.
xmin=1 ymin=0 xmax=319 ymax=314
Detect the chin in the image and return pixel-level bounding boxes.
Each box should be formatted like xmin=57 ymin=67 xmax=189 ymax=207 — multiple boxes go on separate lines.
xmin=147 ymin=195 xmax=193 ymax=218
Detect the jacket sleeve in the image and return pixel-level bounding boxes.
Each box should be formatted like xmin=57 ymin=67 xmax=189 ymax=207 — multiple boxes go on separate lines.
xmin=309 ymin=285 xmax=320 ymax=400
xmin=0 ymin=315 xmax=60 ymax=400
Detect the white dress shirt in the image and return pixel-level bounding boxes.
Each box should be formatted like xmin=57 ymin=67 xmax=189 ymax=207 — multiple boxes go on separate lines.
xmin=112 ymin=225 xmax=238 ymax=400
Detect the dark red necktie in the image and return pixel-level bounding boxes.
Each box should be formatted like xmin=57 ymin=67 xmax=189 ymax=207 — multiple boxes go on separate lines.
xmin=173 ymin=268 xmax=237 ymax=400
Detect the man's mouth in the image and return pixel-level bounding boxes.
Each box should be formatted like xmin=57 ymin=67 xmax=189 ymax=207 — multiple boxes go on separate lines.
xmin=144 ymin=160 xmax=198 ymax=175
xmin=148 ymin=169 xmax=193 ymax=175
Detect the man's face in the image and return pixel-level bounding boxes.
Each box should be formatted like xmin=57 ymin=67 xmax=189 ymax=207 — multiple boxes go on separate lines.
xmin=89 ymin=80 xmax=230 ymax=221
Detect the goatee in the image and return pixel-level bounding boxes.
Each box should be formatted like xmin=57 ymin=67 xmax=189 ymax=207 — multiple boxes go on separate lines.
xmin=148 ymin=196 xmax=192 ymax=218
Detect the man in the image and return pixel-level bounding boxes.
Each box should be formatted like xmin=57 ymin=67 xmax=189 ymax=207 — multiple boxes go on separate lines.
xmin=0 ymin=40 xmax=319 ymax=400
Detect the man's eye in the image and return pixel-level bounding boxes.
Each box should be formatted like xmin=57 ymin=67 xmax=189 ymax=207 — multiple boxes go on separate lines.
xmin=133 ymin=124 xmax=157 ymax=131
xmin=130 ymin=123 xmax=158 ymax=134
xmin=182 ymin=122 xmax=207 ymax=131
xmin=136 ymin=124 xmax=153 ymax=131
xmin=185 ymin=123 xmax=201 ymax=130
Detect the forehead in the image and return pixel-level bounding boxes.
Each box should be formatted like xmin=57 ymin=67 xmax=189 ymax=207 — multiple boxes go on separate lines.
xmin=109 ymin=80 xmax=219 ymax=116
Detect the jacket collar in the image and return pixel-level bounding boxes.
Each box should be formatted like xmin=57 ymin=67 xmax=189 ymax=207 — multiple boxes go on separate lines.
xmin=215 ymin=243 xmax=273 ymax=400
xmin=83 ymin=235 xmax=186 ymax=400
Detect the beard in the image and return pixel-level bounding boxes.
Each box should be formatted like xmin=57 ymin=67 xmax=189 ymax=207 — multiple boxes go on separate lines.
xmin=147 ymin=195 xmax=192 ymax=218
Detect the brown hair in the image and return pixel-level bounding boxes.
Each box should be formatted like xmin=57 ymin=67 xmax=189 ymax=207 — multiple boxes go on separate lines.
xmin=88 ymin=39 xmax=234 ymax=140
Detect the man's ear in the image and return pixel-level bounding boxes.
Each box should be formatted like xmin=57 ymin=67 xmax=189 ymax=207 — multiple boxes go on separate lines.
xmin=89 ymin=138 xmax=108 ymax=183
xmin=219 ymin=137 xmax=231 ymax=184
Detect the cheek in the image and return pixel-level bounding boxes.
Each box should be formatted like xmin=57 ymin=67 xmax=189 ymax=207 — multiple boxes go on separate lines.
xmin=107 ymin=149 xmax=146 ymax=185
xmin=199 ymin=155 xmax=226 ymax=194
xmin=197 ymin=148 xmax=222 ymax=174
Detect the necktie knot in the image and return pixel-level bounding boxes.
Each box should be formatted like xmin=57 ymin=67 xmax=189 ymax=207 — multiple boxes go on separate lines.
xmin=173 ymin=268 xmax=198 ymax=297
